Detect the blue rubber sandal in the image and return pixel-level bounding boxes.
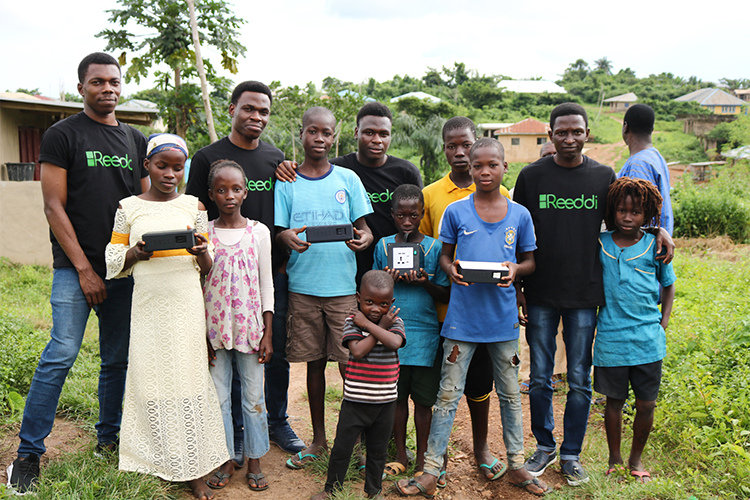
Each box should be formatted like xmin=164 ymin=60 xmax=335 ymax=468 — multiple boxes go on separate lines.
xmin=479 ymin=458 xmax=507 ymax=481
xmin=285 ymin=451 xmax=319 ymax=470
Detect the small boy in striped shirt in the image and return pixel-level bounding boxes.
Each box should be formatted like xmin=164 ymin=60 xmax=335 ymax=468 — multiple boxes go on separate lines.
xmin=311 ymin=270 xmax=405 ymax=500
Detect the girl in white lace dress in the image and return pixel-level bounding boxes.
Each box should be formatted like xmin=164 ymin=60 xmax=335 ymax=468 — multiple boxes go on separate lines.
xmin=105 ymin=134 xmax=229 ymax=500
xmin=203 ymin=160 xmax=274 ymax=492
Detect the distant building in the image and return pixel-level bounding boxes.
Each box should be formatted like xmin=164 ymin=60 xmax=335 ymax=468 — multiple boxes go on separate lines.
xmin=497 ymin=80 xmax=566 ymax=94
xmin=734 ymin=89 xmax=750 ymax=102
xmin=0 ymin=92 xmax=157 ymax=180
xmin=675 ymin=88 xmax=748 ymax=115
xmin=493 ymin=118 xmax=551 ymax=163
xmin=390 ymin=91 xmax=441 ymax=104
xmin=603 ymin=92 xmax=638 ymax=112
xmin=476 ymin=122 xmax=513 ymax=138
xmin=337 ymin=89 xmax=376 ymax=102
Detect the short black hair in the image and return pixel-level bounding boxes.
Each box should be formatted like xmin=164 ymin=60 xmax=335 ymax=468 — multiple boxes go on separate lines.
xmin=302 ymin=106 xmax=336 ymax=129
xmin=469 ymin=137 xmax=505 ymax=161
xmin=550 ymin=102 xmax=588 ymax=129
xmin=207 ymin=159 xmax=247 ymax=190
xmin=391 ymin=184 xmax=424 ymax=210
xmin=78 ymin=52 xmax=120 ymax=83
xmin=361 ymin=269 xmax=395 ymax=294
xmin=356 ymin=102 xmax=392 ymax=126
xmin=623 ymin=104 xmax=655 ymax=136
xmin=231 ymin=81 xmax=273 ymax=106
xmin=442 ymin=116 xmax=476 ymax=142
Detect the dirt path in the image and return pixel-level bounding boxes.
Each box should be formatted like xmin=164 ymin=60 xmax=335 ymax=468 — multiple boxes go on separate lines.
xmin=582 ymin=140 xmax=627 ymax=167
xmin=1 ymin=360 xmax=571 ymax=500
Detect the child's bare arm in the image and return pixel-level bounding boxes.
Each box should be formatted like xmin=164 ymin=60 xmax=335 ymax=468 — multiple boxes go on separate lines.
xmin=660 ymin=283 xmax=675 ymax=330
xmin=258 ymin=311 xmax=274 ymax=364
xmin=188 ymin=231 xmax=212 ymax=276
xmin=348 ymin=308 xmax=404 ymax=358
xmin=347 ymin=217 xmax=373 ymax=252
xmin=276 ymin=225 xmax=311 ymax=254
xmin=439 ymin=243 xmax=468 ymax=286
xmin=498 ymin=251 xmax=535 ymax=288
xmin=123 ymin=240 xmax=152 ymax=271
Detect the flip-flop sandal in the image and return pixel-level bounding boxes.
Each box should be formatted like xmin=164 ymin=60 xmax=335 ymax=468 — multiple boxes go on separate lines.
xmin=478 ymin=458 xmax=507 ymax=481
xmin=285 ymin=451 xmax=319 ymax=470
xmin=436 ymin=470 xmax=447 ymax=489
xmin=510 ymin=476 xmax=549 ymax=497
xmin=395 ymin=477 xmax=436 ymax=499
xmin=247 ymin=472 xmax=269 ymax=492
xmin=631 ymin=470 xmax=651 ymax=483
xmin=384 ymin=462 xmax=407 ymax=476
xmin=207 ymin=471 xmax=232 ymax=489
xmin=520 ymin=381 xmax=530 ymax=394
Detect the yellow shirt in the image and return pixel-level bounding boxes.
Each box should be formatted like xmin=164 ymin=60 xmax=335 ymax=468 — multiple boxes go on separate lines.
xmin=420 ymin=173 xmax=510 ymax=321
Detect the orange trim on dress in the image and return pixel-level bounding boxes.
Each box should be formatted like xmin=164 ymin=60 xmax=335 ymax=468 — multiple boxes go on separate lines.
xmin=110 ymin=232 xmax=129 ymax=245
xmin=152 ymin=249 xmax=191 ymax=258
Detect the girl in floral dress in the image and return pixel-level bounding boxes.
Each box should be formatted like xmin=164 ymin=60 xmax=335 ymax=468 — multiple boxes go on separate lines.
xmin=203 ymin=159 xmax=274 ymax=492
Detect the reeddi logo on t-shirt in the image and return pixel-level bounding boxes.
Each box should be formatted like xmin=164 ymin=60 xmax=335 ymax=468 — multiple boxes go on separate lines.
xmin=539 ymin=193 xmax=598 ymax=210
xmin=247 ymin=177 xmax=274 ymax=191
xmin=368 ymin=189 xmax=393 ymax=204
xmin=86 ymin=150 xmax=133 ymax=170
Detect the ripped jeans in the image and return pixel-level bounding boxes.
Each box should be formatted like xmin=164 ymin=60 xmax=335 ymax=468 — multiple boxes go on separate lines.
xmin=423 ymin=338 xmax=524 ymax=477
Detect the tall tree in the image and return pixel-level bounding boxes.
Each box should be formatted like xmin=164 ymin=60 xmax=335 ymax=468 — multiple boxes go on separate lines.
xmin=594 ymin=57 xmax=613 ymax=75
xmin=97 ymin=0 xmax=246 ymax=137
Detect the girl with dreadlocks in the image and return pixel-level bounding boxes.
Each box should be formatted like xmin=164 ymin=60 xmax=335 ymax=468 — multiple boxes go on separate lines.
xmin=594 ymin=177 xmax=676 ymax=483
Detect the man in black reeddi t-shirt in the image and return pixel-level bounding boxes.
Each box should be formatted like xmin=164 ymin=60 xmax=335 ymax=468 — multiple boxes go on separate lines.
xmin=276 ymin=102 xmax=423 ymax=286
xmin=513 ymin=103 xmax=674 ymax=488
xmin=7 ymin=53 xmax=148 ymax=495
xmin=185 ymin=81 xmax=306 ymax=470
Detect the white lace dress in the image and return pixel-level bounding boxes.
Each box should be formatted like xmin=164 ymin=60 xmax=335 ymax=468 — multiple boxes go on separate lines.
xmin=105 ymin=195 xmax=229 ymax=481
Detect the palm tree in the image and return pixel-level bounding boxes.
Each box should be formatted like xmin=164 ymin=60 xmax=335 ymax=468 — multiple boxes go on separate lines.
xmin=594 ymin=57 xmax=613 ymax=75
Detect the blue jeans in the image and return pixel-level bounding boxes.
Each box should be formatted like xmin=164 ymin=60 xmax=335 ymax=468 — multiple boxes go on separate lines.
xmin=526 ymin=304 xmax=596 ymax=462
xmin=424 ymin=338 xmax=524 ymax=476
xmin=18 ymin=268 xmax=132 ymax=456
xmin=211 ymin=349 xmax=270 ymax=459
xmin=264 ymin=272 xmax=290 ymax=430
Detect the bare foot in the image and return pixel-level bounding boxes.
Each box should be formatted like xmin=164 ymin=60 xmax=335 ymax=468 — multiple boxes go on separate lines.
xmin=188 ymin=479 xmax=215 ymax=500
xmin=395 ymin=473 xmax=438 ymax=497
xmin=206 ymin=460 xmax=234 ymax=488
xmin=310 ymin=492 xmax=330 ymax=500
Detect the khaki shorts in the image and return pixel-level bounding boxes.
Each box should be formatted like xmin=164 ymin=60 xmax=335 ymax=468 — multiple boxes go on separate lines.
xmin=286 ymin=292 xmax=356 ymax=363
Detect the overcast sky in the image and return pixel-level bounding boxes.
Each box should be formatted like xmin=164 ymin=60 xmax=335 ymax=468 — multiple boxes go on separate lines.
xmin=2 ymin=0 xmax=748 ymax=99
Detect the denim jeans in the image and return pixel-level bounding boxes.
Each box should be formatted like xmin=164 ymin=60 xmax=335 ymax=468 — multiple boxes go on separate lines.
xmin=526 ymin=304 xmax=596 ymax=462
xmin=424 ymin=338 xmax=524 ymax=477
xmin=264 ymin=272 xmax=290 ymax=430
xmin=211 ymin=349 xmax=270 ymax=459
xmin=18 ymin=268 xmax=132 ymax=456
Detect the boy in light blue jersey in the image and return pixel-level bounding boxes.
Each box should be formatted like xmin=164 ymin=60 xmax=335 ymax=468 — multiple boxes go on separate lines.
xmin=275 ymin=107 xmax=374 ymax=469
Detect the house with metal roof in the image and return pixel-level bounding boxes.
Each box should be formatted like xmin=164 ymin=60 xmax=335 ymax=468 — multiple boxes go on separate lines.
xmin=734 ymin=89 xmax=750 ymax=102
xmin=497 ymin=80 xmax=566 ymax=94
xmin=1 ymin=92 xmax=158 ymax=180
xmin=675 ymin=88 xmax=748 ymax=115
xmin=493 ymin=118 xmax=551 ymax=163
xmin=390 ymin=91 xmax=441 ymax=104
xmin=603 ymin=92 xmax=638 ymax=112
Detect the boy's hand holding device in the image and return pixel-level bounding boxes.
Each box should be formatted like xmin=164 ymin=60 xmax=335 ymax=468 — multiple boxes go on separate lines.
xmin=279 ymin=226 xmax=311 ymax=254
xmin=448 ymin=259 xmax=470 ymax=287
xmin=383 ymin=266 xmax=402 ymax=283
xmin=186 ymin=231 xmax=209 ymax=257
xmin=131 ymin=240 xmax=153 ymax=261
xmin=402 ymin=268 xmax=427 ymax=286
xmin=346 ymin=227 xmax=372 ymax=252
xmin=497 ymin=261 xmax=518 ymax=288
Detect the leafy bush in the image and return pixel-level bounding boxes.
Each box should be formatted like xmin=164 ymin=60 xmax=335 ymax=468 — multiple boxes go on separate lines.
xmin=654 ymin=130 xmax=709 ymax=163
xmin=673 ymin=184 xmax=750 ymax=242
xmin=0 ymin=314 xmax=47 ymax=414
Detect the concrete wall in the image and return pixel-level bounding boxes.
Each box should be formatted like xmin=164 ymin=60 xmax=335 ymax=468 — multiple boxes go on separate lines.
xmin=496 ymin=134 xmax=548 ymax=163
xmin=0 ymin=181 xmax=52 ymax=266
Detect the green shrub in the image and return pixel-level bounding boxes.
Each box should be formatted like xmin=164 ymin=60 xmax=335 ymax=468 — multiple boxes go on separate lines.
xmin=0 ymin=314 xmax=48 ymax=414
xmin=673 ymin=185 xmax=750 ymax=242
xmin=654 ymin=130 xmax=708 ymax=163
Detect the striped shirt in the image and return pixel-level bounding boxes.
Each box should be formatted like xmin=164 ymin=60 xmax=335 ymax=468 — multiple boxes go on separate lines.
xmin=342 ymin=316 xmax=405 ymax=404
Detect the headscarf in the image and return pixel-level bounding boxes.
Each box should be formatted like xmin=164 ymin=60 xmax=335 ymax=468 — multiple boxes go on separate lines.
xmin=146 ymin=133 xmax=189 ymax=159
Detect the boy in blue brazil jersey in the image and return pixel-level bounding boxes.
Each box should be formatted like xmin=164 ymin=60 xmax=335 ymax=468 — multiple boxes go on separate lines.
xmin=397 ymin=138 xmax=548 ymax=498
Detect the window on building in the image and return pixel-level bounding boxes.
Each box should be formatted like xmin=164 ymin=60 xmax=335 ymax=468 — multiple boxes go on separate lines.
xmin=511 ymin=138 xmax=520 ymax=146
xmin=624 ymin=103 xmax=630 ymax=108
xmin=537 ymin=137 xmax=546 ymax=145
xmin=721 ymin=106 xmax=736 ymax=113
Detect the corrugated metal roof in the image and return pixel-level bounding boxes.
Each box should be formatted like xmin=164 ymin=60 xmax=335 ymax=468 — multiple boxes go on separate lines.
xmin=390 ymin=91 xmax=441 ymax=103
xmin=675 ymin=88 xmax=748 ymax=106
xmin=603 ymin=92 xmax=638 ymax=103
xmin=497 ymin=80 xmax=566 ymax=93
xmin=494 ymin=118 xmax=550 ymax=135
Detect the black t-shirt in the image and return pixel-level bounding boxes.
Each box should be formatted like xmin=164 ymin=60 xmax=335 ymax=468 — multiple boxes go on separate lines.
xmin=186 ymin=137 xmax=283 ymax=230
xmin=38 ymin=112 xmax=148 ymax=277
xmin=331 ymin=153 xmax=423 ymax=285
xmin=513 ymin=155 xmax=616 ymax=308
